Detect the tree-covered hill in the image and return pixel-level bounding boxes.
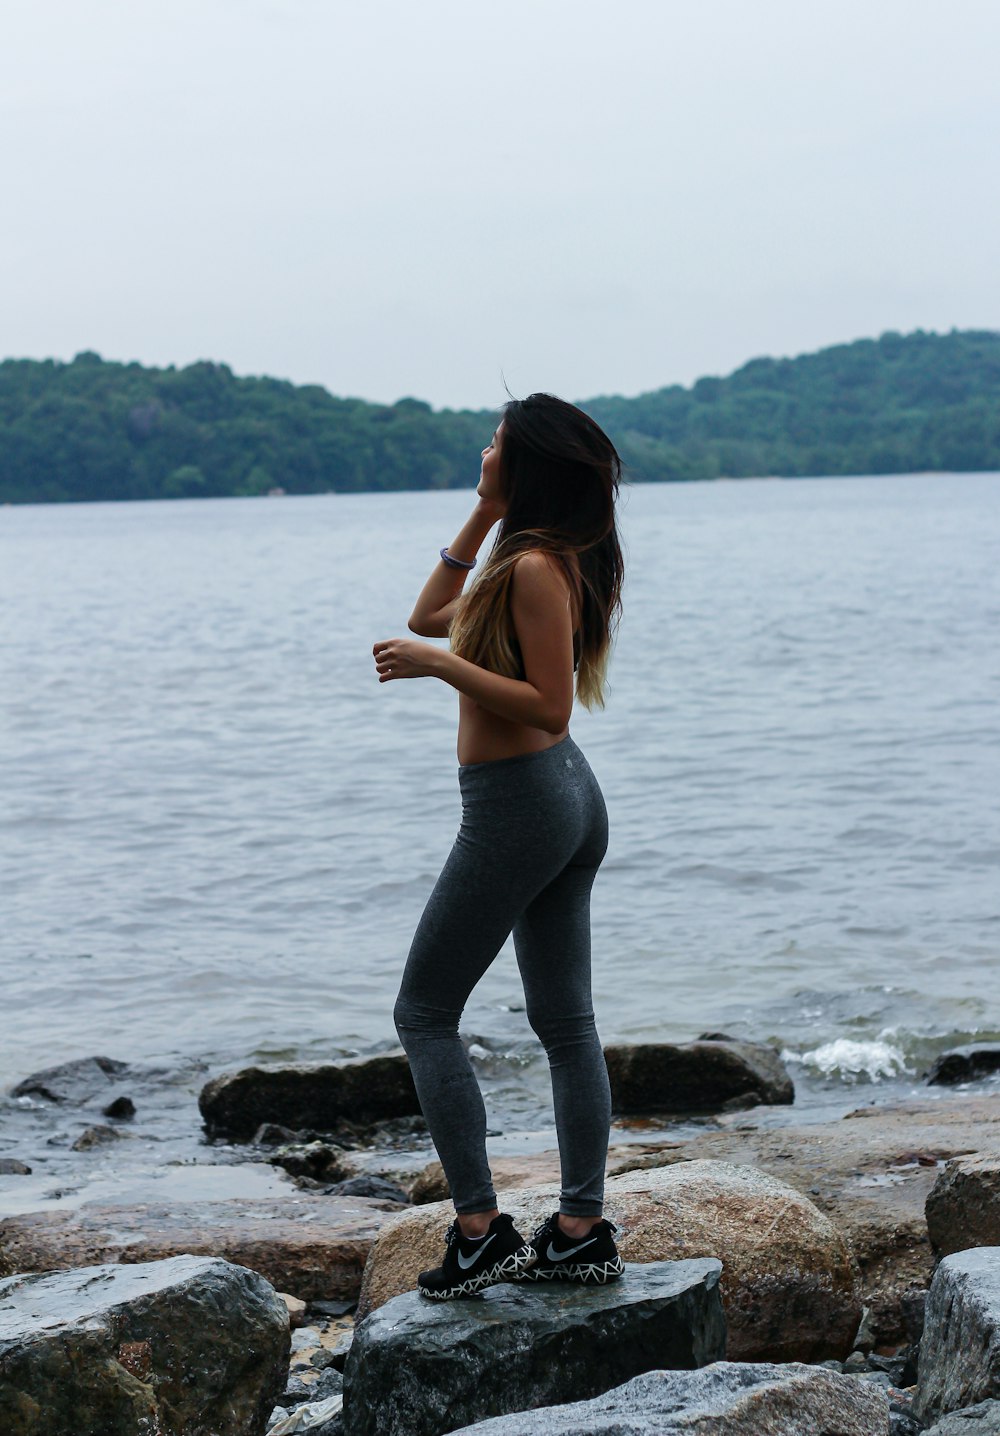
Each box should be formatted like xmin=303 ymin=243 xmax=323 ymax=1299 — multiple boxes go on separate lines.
xmin=586 ymin=327 xmax=1000 ymax=482
xmin=1 ymin=328 xmax=998 ymax=504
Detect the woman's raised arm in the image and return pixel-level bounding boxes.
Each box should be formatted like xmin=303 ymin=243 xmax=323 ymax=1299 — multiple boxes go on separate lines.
xmin=407 ymin=498 xmax=504 ymax=637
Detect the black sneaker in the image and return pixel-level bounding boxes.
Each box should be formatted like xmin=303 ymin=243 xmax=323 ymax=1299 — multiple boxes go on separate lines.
xmin=515 ymin=1212 xmax=624 ymax=1284
xmin=417 ymin=1212 xmax=537 ymax=1299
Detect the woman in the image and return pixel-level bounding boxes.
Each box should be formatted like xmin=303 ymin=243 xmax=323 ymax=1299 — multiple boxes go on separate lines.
xmin=372 ymin=392 xmax=625 ymax=1300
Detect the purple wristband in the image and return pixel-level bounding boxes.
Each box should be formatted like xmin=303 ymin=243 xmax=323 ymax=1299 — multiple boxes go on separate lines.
xmin=440 ymin=547 xmax=476 ymax=571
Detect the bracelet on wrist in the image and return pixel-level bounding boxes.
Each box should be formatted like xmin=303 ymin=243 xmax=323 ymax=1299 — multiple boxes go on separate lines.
xmin=440 ymin=547 xmax=476 ymax=571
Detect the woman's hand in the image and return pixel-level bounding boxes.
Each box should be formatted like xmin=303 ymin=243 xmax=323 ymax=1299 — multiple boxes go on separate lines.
xmin=473 ymin=492 xmax=506 ymax=524
xmin=373 ymin=638 xmax=442 ymax=683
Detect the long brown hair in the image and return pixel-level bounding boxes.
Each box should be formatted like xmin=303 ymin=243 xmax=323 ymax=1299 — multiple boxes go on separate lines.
xmin=449 ymin=393 xmax=625 ymax=710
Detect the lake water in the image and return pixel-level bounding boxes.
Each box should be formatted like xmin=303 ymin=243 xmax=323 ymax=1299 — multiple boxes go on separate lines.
xmin=2 ymin=473 xmax=999 ymax=1137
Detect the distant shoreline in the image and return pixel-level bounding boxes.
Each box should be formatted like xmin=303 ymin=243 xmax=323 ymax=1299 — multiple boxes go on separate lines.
xmin=3 ymin=328 xmax=1000 ymax=504
xmin=4 ymin=468 xmax=1000 ymax=511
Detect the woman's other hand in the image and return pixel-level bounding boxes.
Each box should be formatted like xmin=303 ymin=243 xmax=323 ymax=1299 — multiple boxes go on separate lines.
xmin=373 ymin=638 xmax=441 ymax=682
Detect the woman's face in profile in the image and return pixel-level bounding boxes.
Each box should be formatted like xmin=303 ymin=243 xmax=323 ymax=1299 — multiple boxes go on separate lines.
xmin=477 ymin=424 xmax=505 ymax=506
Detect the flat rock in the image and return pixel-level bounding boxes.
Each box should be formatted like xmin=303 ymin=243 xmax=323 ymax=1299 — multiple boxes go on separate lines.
xmin=199 ymin=1052 xmax=420 ymax=1140
xmin=449 ymin=1362 xmax=891 ymax=1435
xmin=0 ymin=1254 xmax=289 ymax=1436
xmin=924 ymin=1400 xmax=1000 ymax=1434
xmin=342 ymin=1258 xmax=725 ymax=1436
xmin=0 ymin=1193 xmax=404 ymax=1300
xmin=357 ymin=1158 xmax=858 ymax=1362
xmin=927 ymin=1155 xmax=1000 ymax=1258
xmin=929 ymin=1045 xmax=1000 ymax=1085
xmin=608 ymin=1094 xmax=1000 ymax=1344
xmin=915 ymin=1248 xmax=1000 ymax=1423
xmin=10 ymin=1055 xmax=128 ymax=1105
xmin=604 ymin=1038 xmax=794 ymax=1115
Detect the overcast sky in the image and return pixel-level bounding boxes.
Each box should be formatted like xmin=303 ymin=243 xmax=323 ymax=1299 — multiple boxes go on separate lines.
xmin=3 ymin=0 xmax=998 ymax=410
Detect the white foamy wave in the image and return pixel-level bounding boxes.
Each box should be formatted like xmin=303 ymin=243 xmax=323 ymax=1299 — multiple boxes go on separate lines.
xmin=780 ymin=1037 xmax=911 ymax=1082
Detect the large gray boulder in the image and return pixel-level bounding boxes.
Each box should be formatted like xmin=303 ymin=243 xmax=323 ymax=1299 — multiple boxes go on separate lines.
xmin=927 ymin=1156 xmax=1000 ymax=1257
xmin=342 ymin=1258 xmax=725 ymax=1436
xmin=0 ymin=1254 xmax=289 ymax=1436
xmin=916 ymin=1248 xmax=1000 ymax=1423
xmin=603 ymin=1037 xmax=793 ymax=1115
xmin=199 ymin=1052 xmax=419 ymax=1139
xmin=449 ymin=1362 xmax=891 ymax=1434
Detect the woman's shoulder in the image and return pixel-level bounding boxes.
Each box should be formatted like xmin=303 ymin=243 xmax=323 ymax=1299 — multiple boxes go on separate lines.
xmin=509 ymin=548 xmax=582 ymax=633
xmin=510 ymin=548 xmax=574 ymax=590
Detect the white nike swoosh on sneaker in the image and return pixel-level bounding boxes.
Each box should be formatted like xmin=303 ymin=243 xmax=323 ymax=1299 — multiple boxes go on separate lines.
xmin=457 ymin=1233 xmax=496 ymax=1270
xmin=546 ymin=1235 xmax=599 ymax=1261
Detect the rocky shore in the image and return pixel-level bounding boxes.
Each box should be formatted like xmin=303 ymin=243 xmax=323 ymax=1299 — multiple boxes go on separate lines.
xmin=2 ymin=1038 xmax=1000 ymax=1433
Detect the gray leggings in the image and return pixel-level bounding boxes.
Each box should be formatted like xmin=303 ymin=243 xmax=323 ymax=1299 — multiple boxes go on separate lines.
xmin=393 ymin=733 xmax=611 ymax=1218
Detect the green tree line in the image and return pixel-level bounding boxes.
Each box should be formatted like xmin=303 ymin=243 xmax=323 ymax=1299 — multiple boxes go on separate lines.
xmin=1 ymin=328 xmax=998 ymax=504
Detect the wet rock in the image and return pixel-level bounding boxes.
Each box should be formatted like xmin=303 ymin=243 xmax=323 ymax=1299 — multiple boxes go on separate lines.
xmin=358 ymin=1159 xmax=858 ymax=1362
xmin=0 ymin=1253 xmax=289 ymax=1436
xmin=924 ymin=1399 xmax=1000 ymax=1433
xmin=102 ymin=1094 xmax=136 ymax=1119
xmin=200 ymin=1052 xmax=420 ymax=1140
xmin=326 ymin=1176 xmax=409 ymax=1204
xmin=341 ymin=1114 xmax=427 ymax=1148
xmin=927 ymin=1155 xmax=1000 ymax=1257
xmin=10 ymin=1055 xmax=128 ymax=1104
xmin=0 ymin=1192 xmax=402 ymax=1298
xmin=283 ymin=1374 xmax=315 ymax=1405
xmin=447 ymin=1362 xmax=890 ymax=1435
xmin=915 ymin=1248 xmax=1000 ymax=1423
xmin=929 ymin=1045 xmax=1000 ymax=1085
xmin=270 ymin=1141 xmax=360 ymax=1184
xmin=856 ymin=1370 xmax=896 ymax=1391
xmin=0 ymin=1159 xmax=31 ymax=1175
xmin=603 ymin=1037 xmax=793 ymax=1115
xmin=343 ymin=1258 xmax=725 ymax=1436
xmin=71 ymin=1122 xmax=128 ymax=1150
xmin=256 ymin=1123 xmax=311 ymax=1146
xmin=314 ymin=1366 xmax=344 ymax=1398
